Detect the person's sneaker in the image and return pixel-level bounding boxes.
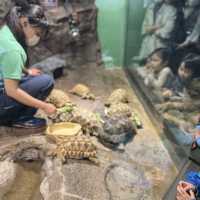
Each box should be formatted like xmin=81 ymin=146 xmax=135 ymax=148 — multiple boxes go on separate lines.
xmin=11 ymin=117 xmax=47 ymax=129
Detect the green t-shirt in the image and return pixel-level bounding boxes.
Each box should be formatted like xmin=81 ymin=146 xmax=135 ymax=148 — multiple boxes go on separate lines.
xmin=0 ymin=25 xmax=27 ymax=91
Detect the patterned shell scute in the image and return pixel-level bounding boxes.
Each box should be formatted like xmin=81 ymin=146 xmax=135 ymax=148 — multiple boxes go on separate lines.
xmin=105 ymin=103 xmax=132 ymax=117
xmin=48 ymin=103 xmax=75 ymax=123
xmin=70 ymin=84 xmax=90 ymax=96
xmin=47 ymin=89 xmax=71 ymax=108
xmin=69 ymin=84 xmax=95 ymax=100
xmin=105 ymin=89 xmax=129 ymax=106
xmin=53 ymin=135 xmax=97 ymax=162
xmin=71 ymin=107 xmax=104 ymax=136
xmin=99 ymin=115 xmax=136 ymax=145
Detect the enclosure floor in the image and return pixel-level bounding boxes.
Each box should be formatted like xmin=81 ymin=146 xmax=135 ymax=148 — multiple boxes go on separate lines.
xmin=0 ymin=63 xmax=178 ymax=199
xmin=56 ymin=63 xmax=178 ymax=198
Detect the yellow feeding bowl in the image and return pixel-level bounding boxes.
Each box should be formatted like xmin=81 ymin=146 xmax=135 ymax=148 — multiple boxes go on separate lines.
xmin=46 ymin=122 xmax=82 ymax=141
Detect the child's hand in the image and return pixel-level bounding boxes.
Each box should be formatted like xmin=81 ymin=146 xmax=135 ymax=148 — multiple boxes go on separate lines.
xmin=146 ymin=26 xmax=159 ymax=34
xmin=177 ymin=181 xmax=195 ymax=192
xmin=176 ymin=190 xmax=196 ymax=200
xmin=176 ymin=181 xmax=196 ymax=200
xmin=162 ymin=89 xmax=173 ymax=98
xmin=144 ymin=62 xmax=152 ymax=69
xmin=192 ymin=114 xmax=200 ymax=125
xmin=193 ymin=126 xmax=200 ymax=142
xmin=194 ymin=131 xmax=200 ymax=140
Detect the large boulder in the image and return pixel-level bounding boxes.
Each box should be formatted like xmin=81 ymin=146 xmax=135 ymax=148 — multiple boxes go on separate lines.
xmin=0 ymin=160 xmax=17 ymax=199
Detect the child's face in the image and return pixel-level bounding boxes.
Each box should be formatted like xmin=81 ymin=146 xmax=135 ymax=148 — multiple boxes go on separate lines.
xmin=178 ymin=63 xmax=192 ymax=80
xmin=146 ymin=53 xmax=163 ymax=72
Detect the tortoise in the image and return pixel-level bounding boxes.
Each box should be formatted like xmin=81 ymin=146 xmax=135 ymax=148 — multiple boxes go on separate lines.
xmin=47 ymin=89 xmax=71 ymax=108
xmin=105 ymin=89 xmax=129 ymax=107
xmin=70 ymin=107 xmax=104 ymax=136
xmin=48 ymin=105 xmax=104 ymax=136
xmin=105 ymin=103 xmax=142 ymax=129
xmin=50 ymin=135 xmax=98 ymax=164
xmin=99 ymin=115 xmax=136 ymax=150
xmin=69 ymin=84 xmax=95 ymax=100
xmin=105 ymin=103 xmax=132 ymax=118
xmin=48 ymin=103 xmax=76 ymax=123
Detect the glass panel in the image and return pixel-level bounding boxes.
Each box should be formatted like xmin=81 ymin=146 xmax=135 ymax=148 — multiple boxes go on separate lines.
xmin=125 ymin=0 xmax=200 ymax=198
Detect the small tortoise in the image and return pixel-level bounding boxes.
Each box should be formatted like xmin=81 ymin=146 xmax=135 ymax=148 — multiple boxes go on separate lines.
xmin=47 ymin=89 xmax=71 ymax=108
xmin=71 ymin=107 xmax=104 ymax=136
xmin=50 ymin=135 xmax=98 ymax=164
xmin=105 ymin=89 xmax=129 ymax=106
xmin=105 ymin=103 xmax=132 ymax=118
xmin=69 ymin=84 xmax=95 ymax=100
xmin=48 ymin=103 xmax=76 ymax=123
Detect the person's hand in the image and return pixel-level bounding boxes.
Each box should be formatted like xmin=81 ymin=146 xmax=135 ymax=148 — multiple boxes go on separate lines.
xmin=162 ymin=89 xmax=173 ymax=98
xmin=177 ymin=41 xmax=189 ymax=50
xmin=176 ymin=181 xmax=196 ymax=200
xmin=193 ymin=114 xmax=200 ymax=125
xmin=28 ymin=68 xmax=42 ymax=76
xmin=176 ymin=190 xmax=196 ymax=200
xmin=178 ymin=181 xmax=195 ymax=192
xmin=145 ymin=63 xmax=153 ymax=70
xmin=146 ymin=26 xmax=159 ymax=34
xmin=194 ymin=129 xmax=200 ymax=140
xmin=41 ymin=103 xmax=56 ymax=115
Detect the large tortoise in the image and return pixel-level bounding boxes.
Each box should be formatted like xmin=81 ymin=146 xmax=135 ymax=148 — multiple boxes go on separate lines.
xmin=50 ymin=135 xmax=98 ymax=164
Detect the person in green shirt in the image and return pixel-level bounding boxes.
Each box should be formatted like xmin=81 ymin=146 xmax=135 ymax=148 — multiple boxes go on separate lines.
xmin=0 ymin=1 xmax=56 ymax=128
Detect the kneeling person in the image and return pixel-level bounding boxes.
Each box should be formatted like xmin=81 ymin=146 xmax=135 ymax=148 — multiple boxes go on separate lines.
xmin=0 ymin=1 xmax=56 ymax=128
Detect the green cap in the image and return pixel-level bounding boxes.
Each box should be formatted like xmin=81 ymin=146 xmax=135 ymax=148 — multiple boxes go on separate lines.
xmin=0 ymin=0 xmax=13 ymax=19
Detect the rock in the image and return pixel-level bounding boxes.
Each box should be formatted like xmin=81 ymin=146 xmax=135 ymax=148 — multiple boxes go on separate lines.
xmin=62 ymin=162 xmax=109 ymax=200
xmin=40 ymin=158 xmax=65 ymax=200
xmin=32 ymin=55 xmax=66 ymax=77
xmin=28 ymin=42 xmax=53 ymax=66
xmin=0 ymin=136 xmax=54 ymax=162
xmin=105 ymin=163 xmax=153 ymax=199
xmin=0 ymin=160 xmax=17 ymax=199
xmin=14 ymin=148 xmax=44 ymax=162
xmin=48 ymin=192 xmax=64 ymax=200
xmin=41 ymin=172 xmax=64 ymax=194
xmin=26 ymin=1 xmax=99 ymax=66
xmin=45 ymin=7 xmax=69 ymax=23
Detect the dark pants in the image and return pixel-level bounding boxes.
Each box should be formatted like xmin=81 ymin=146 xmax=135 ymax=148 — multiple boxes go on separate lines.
xmin=0 ymin=74 xmax=54 ymax=123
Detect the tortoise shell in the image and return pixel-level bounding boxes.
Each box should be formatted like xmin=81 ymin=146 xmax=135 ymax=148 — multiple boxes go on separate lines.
xmin=105 ymin=89 xmax=129 ymax=106
xmin=47 ymin=89 xmax=71 ymax=108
